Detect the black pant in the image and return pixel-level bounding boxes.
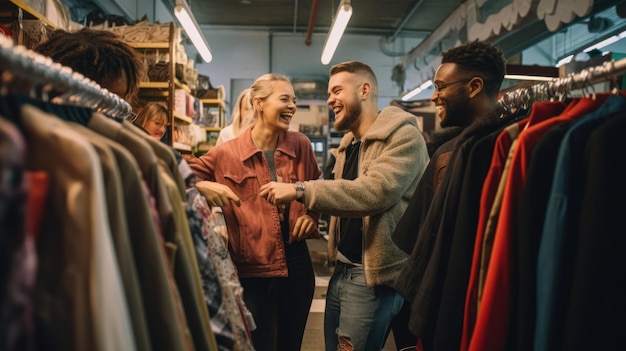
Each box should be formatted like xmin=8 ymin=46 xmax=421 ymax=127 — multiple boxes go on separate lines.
xmin=240 ymin=241 xmax=315 ymax=351
xmin=392 ymin=300 xmax=418 ymax=350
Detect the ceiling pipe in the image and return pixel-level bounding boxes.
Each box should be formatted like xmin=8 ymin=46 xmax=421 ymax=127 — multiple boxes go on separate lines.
xmin=387 ymin=0 xmax=427 ymax=43
xmin=293 ymin=0 xmax=299 ymax=33
xmin=305 ymin=0 xmax=320 ymax=45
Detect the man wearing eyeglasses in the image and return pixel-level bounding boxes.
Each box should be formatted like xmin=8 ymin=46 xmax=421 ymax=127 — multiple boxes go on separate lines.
xmin=390 ymin=40 xmax=507 ymax=350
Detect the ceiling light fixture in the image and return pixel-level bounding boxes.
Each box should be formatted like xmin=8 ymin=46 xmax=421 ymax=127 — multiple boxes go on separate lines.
xmin=401 ymin=80 xmax=433 ymax=101
xmin=557 ymin=29 xmax=626 ymax=67
xmin=174 ymin=0 xmax=213 ymax=63
xmin=504 ymin=74 xmax=555 ymax=81
xmin=321 ymin=0 xmax=352 ymax=65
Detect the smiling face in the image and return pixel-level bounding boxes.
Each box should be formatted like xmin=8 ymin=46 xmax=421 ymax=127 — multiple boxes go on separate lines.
xmin=327 ymin=71 xmax=362 ymax=133
xmin=430 ymin=62 xmax=474 ymax=128
xmin=256 ymin=80 xmax=297 ymax=131
xmin=143 ymin=118 xmax=167 ymax=140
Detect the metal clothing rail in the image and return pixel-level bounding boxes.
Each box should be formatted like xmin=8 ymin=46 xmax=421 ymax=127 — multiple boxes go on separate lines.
xmin=499 ymin=57 xmax=626 ymax=111
xmin=0 ymin=34 xmax=133 ymax=119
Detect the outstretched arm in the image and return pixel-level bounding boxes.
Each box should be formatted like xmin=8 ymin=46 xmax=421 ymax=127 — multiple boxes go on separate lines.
xmin=195 ymin=180 xmax=241 ymax=207
xmin=259 ymin=181 xmax=297 ymax=205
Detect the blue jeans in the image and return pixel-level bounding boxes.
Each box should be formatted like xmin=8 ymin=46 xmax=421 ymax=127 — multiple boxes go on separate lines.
xmin=324 ymin=261 xmax=404 ymax=351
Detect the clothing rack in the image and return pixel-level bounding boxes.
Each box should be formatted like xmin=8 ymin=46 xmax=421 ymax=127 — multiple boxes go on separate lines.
xmin=499 ymin=56 xmax=626 ymax=111
xmin=0 ymin=34 xmax=133 ymax=118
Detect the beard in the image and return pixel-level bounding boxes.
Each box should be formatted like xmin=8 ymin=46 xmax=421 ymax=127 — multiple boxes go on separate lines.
xmin=333 ymin=97 xmax=362 ymax=132
xmin=440 ymin=97 xmax=471 ymax=128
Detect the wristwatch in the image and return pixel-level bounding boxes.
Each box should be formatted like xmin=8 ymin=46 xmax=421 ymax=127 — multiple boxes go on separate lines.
xmin=295 ymin=181 xmax=305 ymax=200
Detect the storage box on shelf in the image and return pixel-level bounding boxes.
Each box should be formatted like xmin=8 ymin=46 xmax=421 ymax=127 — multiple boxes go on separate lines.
xmin=193 ymin=96 xmax=226 ymax=157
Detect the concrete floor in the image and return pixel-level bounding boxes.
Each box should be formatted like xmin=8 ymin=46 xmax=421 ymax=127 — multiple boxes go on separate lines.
xmin=301 ymin=239 xmax=397 ymax=351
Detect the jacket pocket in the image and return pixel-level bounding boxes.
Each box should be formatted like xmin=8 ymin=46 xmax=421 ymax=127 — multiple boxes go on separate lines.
xmin=223 ymin=172 xmax=258 ymax=203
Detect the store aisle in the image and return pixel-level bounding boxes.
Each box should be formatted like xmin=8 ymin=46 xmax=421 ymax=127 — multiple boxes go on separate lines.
xmin=301 ymin=239 xmax=397 ymax=351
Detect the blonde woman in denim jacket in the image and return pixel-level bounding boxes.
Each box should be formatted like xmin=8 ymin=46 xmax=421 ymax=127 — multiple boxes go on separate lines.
xmin=189 ymin=73 xmax=321 ymax=351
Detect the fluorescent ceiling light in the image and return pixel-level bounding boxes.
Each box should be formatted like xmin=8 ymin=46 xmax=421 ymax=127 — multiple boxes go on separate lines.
xmin=583 ymin=30 xmax=626 ymax=52
xmin=321 ymin=1 xmax=352 ymax=65
xmin=174 ymin=0 xmax=213 ymax=63
xmin=557 ymin=55 xmax=574 ymax=67
xmin=504 ymin=74 xmax=555 ymax=81
xmin=557 ymin=29 xmax=626 ymax=68
xmin=401 ymin=80 xmax=433 ymax=101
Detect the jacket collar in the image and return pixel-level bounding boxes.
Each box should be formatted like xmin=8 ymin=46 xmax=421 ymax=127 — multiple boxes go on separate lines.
xmin=237 ymin=126 xmax=297 ymax=161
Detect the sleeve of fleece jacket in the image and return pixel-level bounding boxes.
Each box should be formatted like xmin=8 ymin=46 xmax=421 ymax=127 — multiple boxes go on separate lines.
xmin=304 ymin=110 xmax=428 ymax=218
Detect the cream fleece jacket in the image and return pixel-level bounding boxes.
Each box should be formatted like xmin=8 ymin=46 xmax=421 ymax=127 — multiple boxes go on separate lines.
xmin=302 ymin=106 xmax=429 ymax=287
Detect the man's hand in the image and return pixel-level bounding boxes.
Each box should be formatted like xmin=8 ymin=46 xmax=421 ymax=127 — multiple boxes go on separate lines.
xmin=259 ymin=181 xmax=297 ymax=205
xmin=195 ymin=181 xmax=241 ymax=207
xmin=290 ymin=214 xmax=317 ymax=243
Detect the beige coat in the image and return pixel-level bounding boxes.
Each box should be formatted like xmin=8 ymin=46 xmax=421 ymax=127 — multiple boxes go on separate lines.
xmin=302 ymin=106 xmax=430 ymax=287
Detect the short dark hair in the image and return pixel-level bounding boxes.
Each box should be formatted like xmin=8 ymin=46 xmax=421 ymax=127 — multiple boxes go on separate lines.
xmin=441 ymin=40 xmax=506 ymax=97
xmin=34 ymin=28 xmax=143 ymax=105
xmin=330 ymin=61 xmax=378 ymax=86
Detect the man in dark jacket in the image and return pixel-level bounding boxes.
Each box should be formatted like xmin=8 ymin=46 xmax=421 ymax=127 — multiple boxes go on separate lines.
xmin=391 ymin=40 xmax=506 ymax=350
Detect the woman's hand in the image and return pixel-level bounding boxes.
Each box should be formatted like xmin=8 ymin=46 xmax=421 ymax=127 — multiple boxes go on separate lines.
xmin=195 ymin=181 xmax=241 ymax=207
xmin=290 ymin=214 xmax=318 ymax=243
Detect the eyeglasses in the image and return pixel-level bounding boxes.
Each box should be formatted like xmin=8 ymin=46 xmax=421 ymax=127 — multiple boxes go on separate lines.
xmin=433 ymin=78 xmax=473 ymax=93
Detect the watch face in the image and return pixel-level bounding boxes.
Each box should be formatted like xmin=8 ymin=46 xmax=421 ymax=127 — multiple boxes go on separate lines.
xmin=295 ymin=182 xmax=305 ymax=191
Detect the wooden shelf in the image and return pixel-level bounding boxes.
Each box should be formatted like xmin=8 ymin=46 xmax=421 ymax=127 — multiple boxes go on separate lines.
xmin=200 ymin=98 xmax=225 ymax=107
xmin=139 ymin=81 xmax=170 ymax=89
xmin=173 ymin=142 xmax=192 ymax=152
xmin=138 ymin=80 xmax=189 ymax=94
xmin=174 ymin=112 xmax=192 ymax=124
xmin=8 ymin=0 xmax=55 ymax=28
xmin=127 ymin=42 xmax=170 ymax=49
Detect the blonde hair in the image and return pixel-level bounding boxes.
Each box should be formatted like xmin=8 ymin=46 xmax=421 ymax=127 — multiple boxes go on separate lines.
xmin=250 ymin=73 xmax=293 ymax=116
xmin=134 ymin=101 xmax=169 ymax=128
xmin=231 ymin=88 xmax=253 ymax=136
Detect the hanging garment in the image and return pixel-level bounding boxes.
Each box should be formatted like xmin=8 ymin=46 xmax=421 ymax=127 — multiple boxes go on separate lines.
xmin=67 ymin=122 xmax=152 ymax=351
xmin=469 ymin=94 xmax=611 ymax=351
xmin=561 ymin=111 xmax=626 ymax=351
xmin=187 ymin=187 xmax=256 ymax=351
xmin=535 ymin=94 xmax=626 ymax=351
xmin=0 ymin=116 xmax=33 ymax=351
xmin=20 ymin=104 xmax=135 ymax=351
xmin=460 ymin=100 xmax=568 ymax=351
xmin=394 ymin=110 xmax=507 ymax=350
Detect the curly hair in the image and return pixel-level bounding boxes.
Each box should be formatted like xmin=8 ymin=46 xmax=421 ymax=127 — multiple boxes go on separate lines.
xmin=33 ymin=28 xmax=144 ymax=105
xmin=441 ymin=40 xmax=506 ymax=98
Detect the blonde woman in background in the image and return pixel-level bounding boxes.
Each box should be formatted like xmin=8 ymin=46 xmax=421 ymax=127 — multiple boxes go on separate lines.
xmin=216 ymin=88 xmax=254 ymax=145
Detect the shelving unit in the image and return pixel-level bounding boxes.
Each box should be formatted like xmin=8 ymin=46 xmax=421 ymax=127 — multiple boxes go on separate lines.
xmin=6 ymin=0 xmax=55 ymax=28
xmin=128 ymin=22 xmax=194 ymax=152
xmin=200 ymin=98 xmax=225 ymax=129
xmin=191 ymin=98 xmax=225 ymax=156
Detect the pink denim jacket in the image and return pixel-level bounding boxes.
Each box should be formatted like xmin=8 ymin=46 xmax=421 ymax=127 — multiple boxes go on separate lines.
xmin=189 ymin=126 xmax=321 ymax=278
